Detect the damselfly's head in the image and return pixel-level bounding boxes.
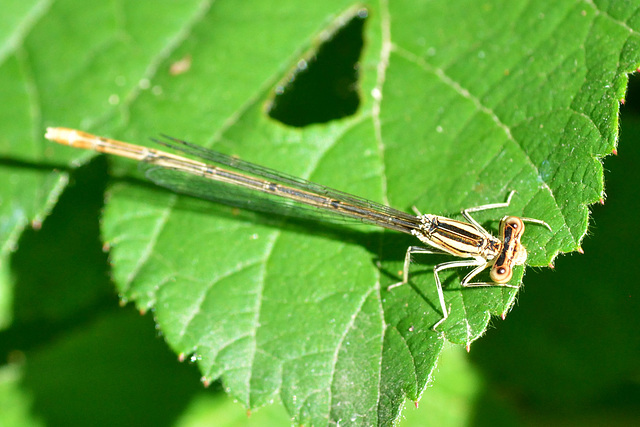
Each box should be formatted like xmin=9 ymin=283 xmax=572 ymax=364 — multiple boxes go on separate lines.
xmin=490 ymin=216 xmax=527 ymax=283
xmin=490 ymin=215 xmax=552 ymax=283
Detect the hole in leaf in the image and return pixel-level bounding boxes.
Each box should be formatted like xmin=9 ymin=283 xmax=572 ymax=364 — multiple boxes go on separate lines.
xmin=267 ymin=8 xmax=368 ymax=127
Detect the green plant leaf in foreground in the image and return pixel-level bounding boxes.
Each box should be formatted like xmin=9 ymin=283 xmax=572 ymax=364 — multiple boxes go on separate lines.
xmin=1 ymin=0 xmax=637 ymax=425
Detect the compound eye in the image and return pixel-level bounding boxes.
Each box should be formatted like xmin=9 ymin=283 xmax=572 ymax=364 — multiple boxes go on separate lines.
xmin=490 ymin=263 xmax=513 ymax=283
xmin=506 ymin=216 xmax=524 ymax=230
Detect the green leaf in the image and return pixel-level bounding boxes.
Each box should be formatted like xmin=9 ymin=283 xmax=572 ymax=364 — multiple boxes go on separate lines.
xmin=1 ymin=0 xmax=636 ymax=425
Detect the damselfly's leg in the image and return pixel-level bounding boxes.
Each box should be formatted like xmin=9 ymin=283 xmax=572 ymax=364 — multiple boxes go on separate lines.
xmin=388 ymin=248 xmax=492 ymax=330
xmin=461 ymin=190 xmax=517 ymax=234
xmin=463 ymin=191 xmax=553 ymax=236
xmin=389 ymin=245 xmax=456 ymax=329
xmin=430 ymin=258 xmax=488 ymax=330
xmin=460 ymin=262 xmax=519 ymax=288
xmin=388 ymin=246 xmax=446 ymax=291
xmin=463 ymin=281 xmax=519 ymax=288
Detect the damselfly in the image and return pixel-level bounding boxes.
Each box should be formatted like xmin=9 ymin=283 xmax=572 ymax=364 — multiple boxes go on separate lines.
xmin=45 ymin=127 xmax=552 ymax=329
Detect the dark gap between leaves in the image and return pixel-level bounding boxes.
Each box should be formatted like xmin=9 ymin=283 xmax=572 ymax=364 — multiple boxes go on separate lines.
xmin=2 ymin=156 xmax=116 ymax=360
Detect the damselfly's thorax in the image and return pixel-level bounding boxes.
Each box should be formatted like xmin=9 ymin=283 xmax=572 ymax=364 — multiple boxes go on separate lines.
xmin=413 ymin=214 xmax=502 ymax=260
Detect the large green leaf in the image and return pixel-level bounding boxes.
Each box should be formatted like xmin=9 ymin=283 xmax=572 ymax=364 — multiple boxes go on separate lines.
xmin=1 ymin=0 xmax=635 ymax=425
